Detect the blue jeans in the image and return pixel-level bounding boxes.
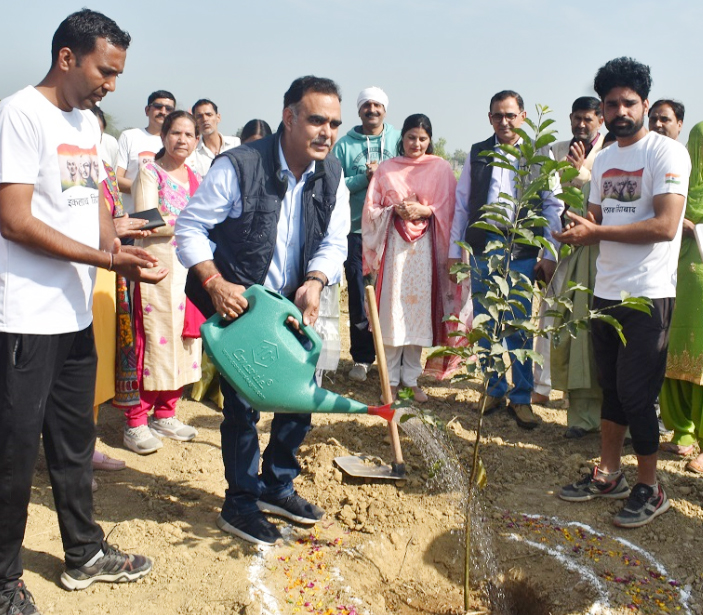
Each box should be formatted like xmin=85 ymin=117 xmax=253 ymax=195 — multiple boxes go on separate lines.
xmin=220 ymin=378 xmax=312 ymax=518
xmin=470 ymin=252 xmax=536 ymax=404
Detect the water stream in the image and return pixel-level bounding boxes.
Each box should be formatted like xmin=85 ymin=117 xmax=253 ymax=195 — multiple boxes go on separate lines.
xmin=398 ymin=416 xmax=511 ymax=614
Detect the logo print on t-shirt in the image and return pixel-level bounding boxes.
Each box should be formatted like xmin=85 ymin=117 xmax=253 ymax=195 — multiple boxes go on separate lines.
xmin=58 ymin=143 xmax=99 ymax=192
xmin=601 ymin=168 xmax=643 ymax=203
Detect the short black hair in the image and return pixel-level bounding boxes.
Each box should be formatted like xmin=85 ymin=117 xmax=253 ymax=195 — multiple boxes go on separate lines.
xmin=148 ymin=90 xmax=176 ymax=106
xmin=283 ymin=76 xmax=341 ymax=110
xmin=192 ymin=98 xmax=218 ymax=114
xmin=51 ymin=9 xmax=130 ymax=66
xmin=90 ymin=105 xmax=106 ymax=129
xmin=594 ymin=57 xmax=652 ymax=102
xmin=397 ymin=113 xmax=434 ymax=156
xmin=241 ymin=119 xmax=273 ymax=142
xmin=572 ymin=96 xmax=601 ymax=116
xmin=490 ymin=90 xmax=524 ymax=112
xmin=650 ymin=99 xmax=685 ymax=122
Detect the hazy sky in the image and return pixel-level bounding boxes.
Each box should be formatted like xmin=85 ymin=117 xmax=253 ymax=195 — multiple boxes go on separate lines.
xmin=2 ymin=1 xmax=700 ymax=152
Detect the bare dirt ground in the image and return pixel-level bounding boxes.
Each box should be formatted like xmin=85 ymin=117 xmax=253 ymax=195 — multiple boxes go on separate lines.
xmin=24 ymin=295 xmax=703 ymax=615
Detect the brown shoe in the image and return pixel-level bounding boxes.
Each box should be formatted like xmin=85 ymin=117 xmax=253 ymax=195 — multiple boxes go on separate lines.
xmin=531 ymin=392 xmax=550 ymax=405
xmin=477 ymin=395 xmax=504 ymax=415
xmin=508 ymin=403 xmax=540 ymax=430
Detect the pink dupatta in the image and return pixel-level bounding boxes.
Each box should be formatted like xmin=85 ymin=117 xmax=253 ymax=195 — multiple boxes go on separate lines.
xmin=361 ymin=154 xmax=471 ymax=380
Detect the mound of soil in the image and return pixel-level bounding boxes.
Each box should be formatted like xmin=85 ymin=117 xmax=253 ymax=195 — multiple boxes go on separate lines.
xmin=22 ymin=295 xmax=703 ymax=614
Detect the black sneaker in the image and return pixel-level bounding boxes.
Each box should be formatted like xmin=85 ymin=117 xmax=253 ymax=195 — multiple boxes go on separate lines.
xmin=0 ymin=581 xmax=40 ymax=615
xmin=559 ymin=467 xmax=631 ymax=502
xmin=613 ymin=483 xmax=671 ymax=528
xmin=217 ymin=511 xmax=282 ymax=546
xmin=258 ymin=492 xmax=325 ymax=525
xmin=60 ymin=544 xmax=152 ymax=590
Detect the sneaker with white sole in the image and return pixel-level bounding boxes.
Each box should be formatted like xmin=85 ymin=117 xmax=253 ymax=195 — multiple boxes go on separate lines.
xmin=613 ymin=483 xmax=671 ymax=528
xmin=559 ymin=466 xmax=631 ymax=502
xmin=348 ymin=363 xmax=371 ymax=382
xmin=60 ymin=544 xmax=152 ymax=591
xmin=123 ymin=425 xmax=163 ymax=455
xmin=216 ymin=512 xmax=282 ymax=546
xmin=148 ymin=417 xmax=197 ymax=442
xmin=258 ymin=492 xmax=324 ymax=525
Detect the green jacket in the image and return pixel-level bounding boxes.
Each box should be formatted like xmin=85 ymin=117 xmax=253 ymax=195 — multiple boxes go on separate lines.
xmin=332 ymin=124 xmax=401 ymax=233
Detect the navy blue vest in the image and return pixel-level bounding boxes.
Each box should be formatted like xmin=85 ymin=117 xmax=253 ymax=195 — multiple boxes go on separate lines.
xmin=185 ymin=130 xmax=342 ymax=317
xmin=464 ymin=135 xmax=542 ymax=260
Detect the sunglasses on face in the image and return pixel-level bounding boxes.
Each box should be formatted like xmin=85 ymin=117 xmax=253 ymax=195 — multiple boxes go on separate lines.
xmin=151 ymin=103 xmax=175 ymax=112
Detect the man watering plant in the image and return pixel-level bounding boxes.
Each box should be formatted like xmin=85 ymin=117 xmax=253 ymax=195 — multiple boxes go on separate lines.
xmin=175 ymin=76 xmax=350 ymax=546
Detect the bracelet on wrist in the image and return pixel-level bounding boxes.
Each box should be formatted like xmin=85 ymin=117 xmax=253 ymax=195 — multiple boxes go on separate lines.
xmin=304 ymin=274 xmax=326 ymax=289
xmin=107 ymin=252 xmax=114 ymax=271
xmin=202 ymin=272 xmax=222 ymax=288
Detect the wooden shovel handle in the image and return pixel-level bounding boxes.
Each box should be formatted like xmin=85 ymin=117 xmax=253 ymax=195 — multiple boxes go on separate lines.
xmin=365 ymin=285 xmax=405 ymax=468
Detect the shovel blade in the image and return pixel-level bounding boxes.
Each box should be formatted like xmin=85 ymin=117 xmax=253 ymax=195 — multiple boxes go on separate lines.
xmin=334 ymin=455 xmax=406 ymax=480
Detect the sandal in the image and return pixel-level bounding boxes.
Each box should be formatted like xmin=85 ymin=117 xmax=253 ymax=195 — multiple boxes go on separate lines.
xmin=411 ymin=386 xmax=428 ymax=403
xmin=659 ymin=442 xmax=695 ymax=457
xmin=686 ymin=454 xmax=703 ymax=475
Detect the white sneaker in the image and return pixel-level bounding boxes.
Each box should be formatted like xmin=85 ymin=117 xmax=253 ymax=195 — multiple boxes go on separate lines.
xmin=149 ymin=417 xmax=198 ymax=442
xmin=348 ymin=362 xmax=371 ymax=382
xmin=124 ymin=425 xmax=163 ymax=455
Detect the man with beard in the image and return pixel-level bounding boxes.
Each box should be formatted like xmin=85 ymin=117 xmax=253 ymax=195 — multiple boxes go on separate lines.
xmin=555 ymin=57 xmax=691 ymax=528
xmin=552 ymin=97 xmax=605 ymax=188
xmin=332 ymin=87 xmax=401 ymax=382
xmin=649 ymin=99 xmax=685 ymax=141
xmin=175 ymin=76 xmax=349 ymax=546
xmin=116 ymin=89 xmax=176 ymax=213
xmin=187 ymin=98 xmax=240 ymax=176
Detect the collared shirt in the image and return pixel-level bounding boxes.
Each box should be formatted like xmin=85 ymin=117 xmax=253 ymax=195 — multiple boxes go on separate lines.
xmin=175 ymin=141 xmax=350 ymax=297
xmin=449 ymin=135 xmax=563 ymax=260
xmin=186 ymin=133 xmax=241 ymax=177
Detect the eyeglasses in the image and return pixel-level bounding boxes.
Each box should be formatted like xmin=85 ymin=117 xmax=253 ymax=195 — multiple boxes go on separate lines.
xmin=490 ymin=112 xmax=519 ymax=122
xmin=151 ymin=103 xmax=175 ymax=112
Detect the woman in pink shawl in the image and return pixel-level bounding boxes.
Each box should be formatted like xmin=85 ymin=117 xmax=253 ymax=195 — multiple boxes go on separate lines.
xmin=362 ymin=114 xmax=463 ymax=402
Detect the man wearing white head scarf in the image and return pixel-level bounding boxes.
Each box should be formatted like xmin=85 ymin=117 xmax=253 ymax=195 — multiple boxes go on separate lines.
xmin=333 ymin=87 xmax=401 ymax=381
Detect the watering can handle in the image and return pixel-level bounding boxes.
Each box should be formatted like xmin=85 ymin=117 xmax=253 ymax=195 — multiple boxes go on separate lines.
xmin=285 ymin=309 xmax=323 ymax=355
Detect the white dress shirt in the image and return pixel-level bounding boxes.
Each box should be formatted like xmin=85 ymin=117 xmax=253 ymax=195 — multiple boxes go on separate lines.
xmin=449 ymin=136 xmax=563 ymax=260
xmin=175 ymin=141 xmax=350 ymax=297
xmin=186 ymin=134 xmax=241 ymax=177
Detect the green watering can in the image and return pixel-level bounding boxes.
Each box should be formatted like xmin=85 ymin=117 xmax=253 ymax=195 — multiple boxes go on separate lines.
xmin=200 ymin=285 xmax=396 ymax=421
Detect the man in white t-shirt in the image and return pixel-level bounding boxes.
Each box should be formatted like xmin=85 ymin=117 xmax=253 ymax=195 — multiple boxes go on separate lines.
xmin=0 ymin=10 xmax=167 ymax=613
xmin=115 ymin=89 xmax=175 ymax=213
xmin=555 ymin=57 xmax=691 ymax=529
xmin=187 ymin=98 xmax=240 ymax=176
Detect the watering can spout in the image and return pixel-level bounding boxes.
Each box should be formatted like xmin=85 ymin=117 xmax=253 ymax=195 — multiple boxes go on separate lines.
xmin=367 ymin=402 xmax=411 ymax=423
xmin=367 ymin=403 xmax=394 ymax=422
